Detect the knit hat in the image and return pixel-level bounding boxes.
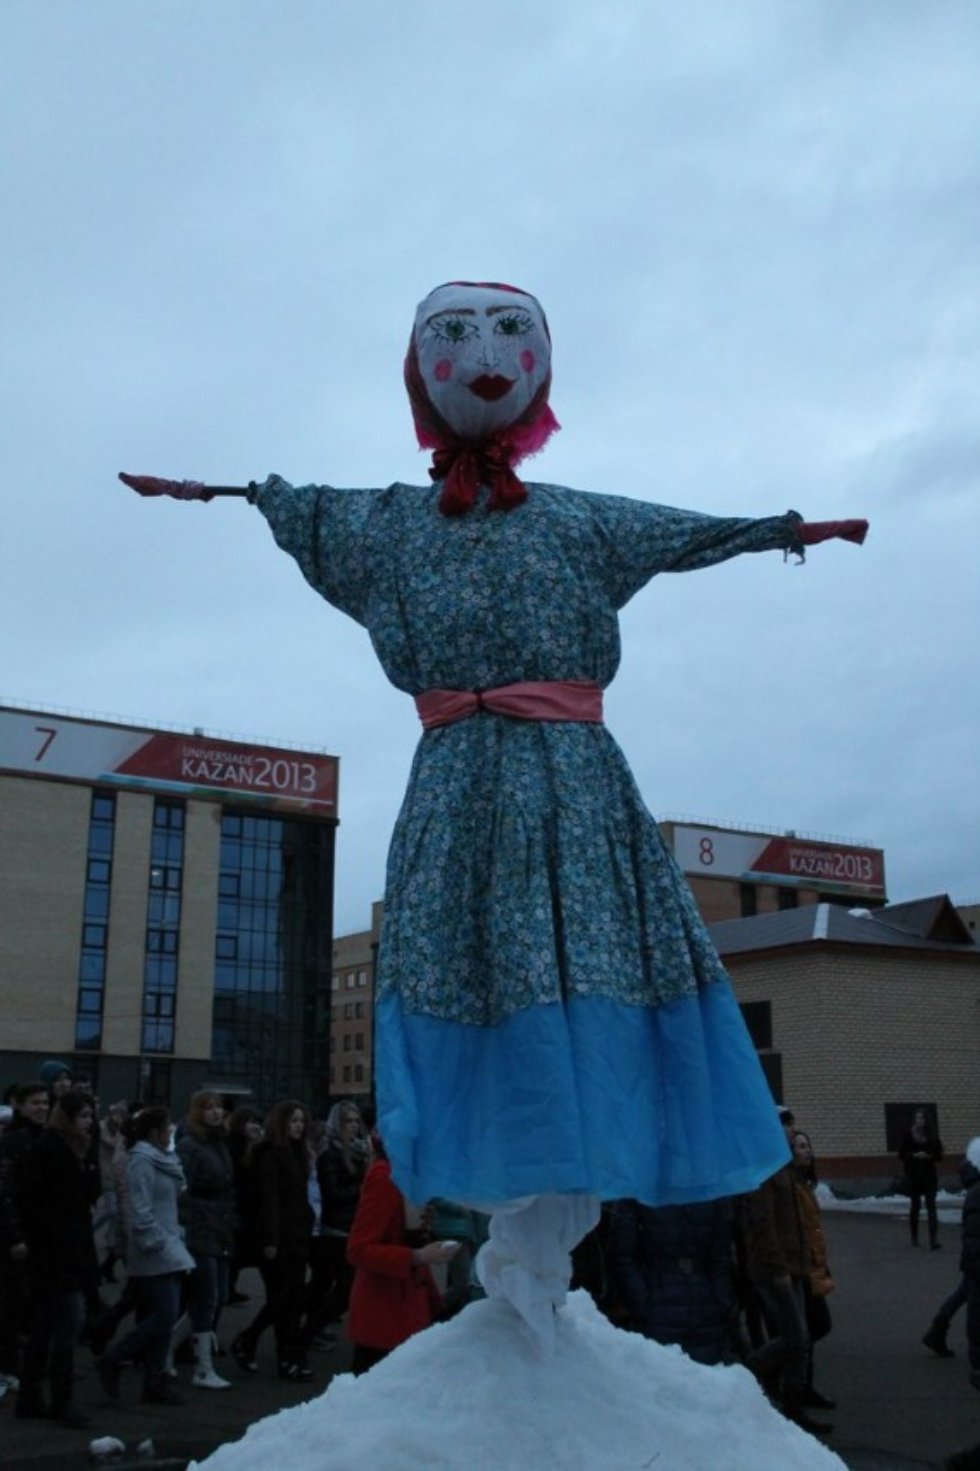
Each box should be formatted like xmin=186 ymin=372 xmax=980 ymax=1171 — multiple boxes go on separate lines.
xmin=38 ymin=1059 xmax=73 ymax=1086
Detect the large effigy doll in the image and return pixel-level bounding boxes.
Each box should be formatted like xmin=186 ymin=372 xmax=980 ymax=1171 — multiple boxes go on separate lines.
xmin=121 ymin=279 xmax=866 ymax=1348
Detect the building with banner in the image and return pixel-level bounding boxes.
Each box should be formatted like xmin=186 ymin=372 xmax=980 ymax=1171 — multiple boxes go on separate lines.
xmin=0 ymin=703 xmax=339 ymax=1112
xmin=658 ymin=818 xmax=887 ymax=922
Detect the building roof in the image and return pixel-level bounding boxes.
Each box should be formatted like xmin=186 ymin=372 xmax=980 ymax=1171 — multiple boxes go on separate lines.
xmin=710 ymin=894 xmax=978 ymax=959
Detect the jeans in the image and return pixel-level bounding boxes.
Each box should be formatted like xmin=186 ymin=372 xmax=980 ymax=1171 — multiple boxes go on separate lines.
xmin=20 ymin=1286 xmax=85 ymax=1410
xmin=909 ymin=1188 xmax=938 ymax=1245
xmin=749 ymin=1278 xmax=810 ymax=1397
xmin=105 ymin=1272 xmax=183 ymax=1378
xmin=187 ymin=1254 xmax=229 ymax=1333
xmin=938 ymin=1276 xmax=969 ymax=1326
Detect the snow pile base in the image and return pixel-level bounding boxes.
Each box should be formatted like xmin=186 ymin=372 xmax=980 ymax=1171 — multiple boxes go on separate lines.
xmin=191 ymin=1291 xmax=844 ymax=1471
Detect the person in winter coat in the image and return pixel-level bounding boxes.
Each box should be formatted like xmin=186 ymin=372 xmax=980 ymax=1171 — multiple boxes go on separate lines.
xmin=606 ymin=1197 xmax=735 ymax=1366
xmin=0 ymin=1081 xmax=50 ymax=1389
xmin=346 ymin=1135 xmax=456 ymax=1376
xmin=97 ymin=1107 xmax=195 ymax=1407
xmin=739 ymin=1112 xmax=831 ymax=1438
xmin=791 ymin=1130 xmax=836 ymax=1411
xmin=226 ymin=1105 xmax=263 ymax=1303
xmin=301 ymin=1100 xmax=369 ymax=1350
xmin=900 ymin=1109 xmax=945 ymax=1249
xmin=15 ymin=1088 xmax=100 ymax=1426
xmin=177 ymin=1090 xmax=236 ymax=1391
xmin=955 ymin=1137 xmax=980 ymax=1389
xmin=231 ymin=1100 xmax=314 ymax=1381
xmin=94 ymin=1100 xmax=128 ymax=1284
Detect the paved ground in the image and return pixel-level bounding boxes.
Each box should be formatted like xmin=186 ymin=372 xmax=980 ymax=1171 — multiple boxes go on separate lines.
xmin=0 ymin=1209 xmax=976 ymax=1470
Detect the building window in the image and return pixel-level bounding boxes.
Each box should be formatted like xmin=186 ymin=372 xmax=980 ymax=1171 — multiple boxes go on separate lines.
xmin=740 ymin=1001 xmax=773 ymax=1052
xmin=357 ymin=970 xmax=367 ymax=988
xmin=140 ymin=800 xmax=185 ymax=1053
xmin=739 ymin=883 xmax=758 ymax=918
xmin=354 ymin=1033 xmax=364 ymax=1051
xmin=74 ymin=790 xmax=117 ymax=1051
xmin=343 ymin=1034 xmax=352 ymax=1051
xmin=885 ymin=1102 xmax=940 ymax=1153
xmin=354 ymin=1064 xmax=364 ymax=1082
xmin=344 ymin=1002 xmax=354 ymax=1020
xmin=343 ymin=1065 xmax=351 ymax=1082
xmin=777 ymin=888 xmax=799 ymax=911
xmin=211 ymin=809 xmax=334 ymax=1109
xmin=355 ymin=1001 xmax=365 ymax=1019
xmin=346 ymin=973 xmax=356 ymax=990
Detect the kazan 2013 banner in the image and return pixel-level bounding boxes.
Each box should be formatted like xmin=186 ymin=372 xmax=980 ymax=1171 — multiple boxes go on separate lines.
xmin=0 ymin=706 xmax=338 ymax=814
xmin=667 ymin=821 xmax=885 ymax=897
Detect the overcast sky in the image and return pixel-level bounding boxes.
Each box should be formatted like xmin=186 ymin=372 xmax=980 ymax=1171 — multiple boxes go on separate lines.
xmin=3 ymin=1 xmax=978 ymax=934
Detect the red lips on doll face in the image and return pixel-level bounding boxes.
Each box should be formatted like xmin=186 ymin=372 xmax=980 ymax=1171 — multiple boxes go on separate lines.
xmin=467 ymin=374 xmax=516 ymax=401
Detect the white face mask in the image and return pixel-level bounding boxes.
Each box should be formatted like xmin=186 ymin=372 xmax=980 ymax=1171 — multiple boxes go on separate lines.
xmin=413 ymin=283 xmax=551 ymax=441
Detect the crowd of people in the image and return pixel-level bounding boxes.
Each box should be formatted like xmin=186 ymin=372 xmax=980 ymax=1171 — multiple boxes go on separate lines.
xmin=0 ymin=1061 xmax=480 ymax=1431
xmin=0 ymin=1061 xmax=975 ymax=1448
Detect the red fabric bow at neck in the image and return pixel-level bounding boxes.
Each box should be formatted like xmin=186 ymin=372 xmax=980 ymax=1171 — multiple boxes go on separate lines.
xmin=429 ymin=438 xmax=528 ymax=517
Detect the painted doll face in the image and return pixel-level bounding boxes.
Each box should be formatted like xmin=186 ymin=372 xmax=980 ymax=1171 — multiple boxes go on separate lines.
xmin=413 ymin=283 xmax=551 ymax=441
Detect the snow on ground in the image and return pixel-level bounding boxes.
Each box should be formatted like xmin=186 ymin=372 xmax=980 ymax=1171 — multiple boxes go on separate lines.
xmin=191 ymin=1291 xmax=844 ymax=1471
xmin=816 ymin=1184 xmax=962 ymax=1224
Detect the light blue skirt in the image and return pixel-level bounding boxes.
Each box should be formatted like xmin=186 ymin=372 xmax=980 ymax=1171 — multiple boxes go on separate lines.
xmin=375 ymin=979 xmax=789 ymax=1208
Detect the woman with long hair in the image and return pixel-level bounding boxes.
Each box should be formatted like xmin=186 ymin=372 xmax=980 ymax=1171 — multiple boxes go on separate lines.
xmin=97 ymin=1106 xmax=195 ymax=1407
xmin=791 ymin=1129 xmax=836 ymax=1412
xmin=900 ymin=1108 xmax=944 ymax=1250
xmin=231 ymin=1100 xmax=314 ymax=1381
xmin=300 ymin=1100 xmax=368 ymax=1352
xmin=346 ymin=1132 xmax=456 ymax=1376
xmin=15 ymin=1088 xmax=100 ymax=1426
xmin=176 ymin=1091 xmax=235 ymax=1390
xmin=226 ymin=1105 xmax=263 ymax=1303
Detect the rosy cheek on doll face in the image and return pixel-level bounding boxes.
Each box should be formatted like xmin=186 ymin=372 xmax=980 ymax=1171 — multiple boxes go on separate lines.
xmin=520 ymin=349 xmax=536 ymax=374
xmin=434 ymin=358 xmax=453 ymax=383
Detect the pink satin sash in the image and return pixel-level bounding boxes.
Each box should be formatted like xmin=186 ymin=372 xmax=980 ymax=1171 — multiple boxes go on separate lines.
xmin=415 ymin=680 xmax=604 ymax=731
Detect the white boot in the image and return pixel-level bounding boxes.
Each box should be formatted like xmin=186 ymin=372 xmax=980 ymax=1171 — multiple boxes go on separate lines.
xmin=192 ymin=1331 xmax=232 ymax=1390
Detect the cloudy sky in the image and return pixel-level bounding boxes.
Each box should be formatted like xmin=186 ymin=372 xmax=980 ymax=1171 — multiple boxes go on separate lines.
xmin=3 ymin=1 xmax=978 ymax=934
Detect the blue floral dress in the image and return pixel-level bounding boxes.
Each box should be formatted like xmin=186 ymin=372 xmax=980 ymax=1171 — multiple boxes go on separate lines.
xmin=249 ymin=476 xmax=797 ymax=1207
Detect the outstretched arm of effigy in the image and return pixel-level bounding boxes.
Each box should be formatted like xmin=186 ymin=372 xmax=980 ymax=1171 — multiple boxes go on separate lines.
xmin=118 ymin=472 xmax=249 ymax=501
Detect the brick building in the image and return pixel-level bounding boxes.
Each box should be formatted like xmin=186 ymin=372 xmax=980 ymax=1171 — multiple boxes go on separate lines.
xmin=711 ymin=896 xmax=980 ymax=1184
xmin=0 ymin=704 xmax=339 ymax=1113
xmin=329 ymin=900 xmax=381 ymax=1106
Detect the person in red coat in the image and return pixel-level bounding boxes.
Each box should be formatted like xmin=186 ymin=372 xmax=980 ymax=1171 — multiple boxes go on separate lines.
xmin=346 ymin=1137 xmax=458 ymax=1375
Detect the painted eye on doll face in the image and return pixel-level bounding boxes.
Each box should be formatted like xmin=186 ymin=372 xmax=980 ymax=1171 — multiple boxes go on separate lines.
xmin=430 ymin=314 xmax=479 ymax=346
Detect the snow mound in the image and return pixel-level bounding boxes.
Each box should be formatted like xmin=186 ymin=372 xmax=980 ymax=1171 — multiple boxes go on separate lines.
xmin=191 ymin=1291 xmax=845 ymax=1471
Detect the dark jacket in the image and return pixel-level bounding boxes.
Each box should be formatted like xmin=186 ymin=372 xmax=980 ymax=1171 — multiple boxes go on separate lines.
xmin=739 ymin=1164 xmax=809 ymax=1284
xmin=607 ymin=1198 xmax=734 ymax=1365
xmin=252 ymin=1140 xmax=313 ymax=1259
xmin=0 ymin=1114 xmax=45 ymax=1250
xmin=959 ymin=1148 xmax=980 ymax=1279
xmin=177 ymin=1128 xmax=237 ymax=1258
xmin=317 ymin=1138 xmax=368 ymax=1235
xmin=15 ymin=1130 xmax=100 ymax=1293
xmin=346 ymin=1159 xmax=441 ymax=1350
xmin=900 ymin=1127 xmax=943 ymax=1193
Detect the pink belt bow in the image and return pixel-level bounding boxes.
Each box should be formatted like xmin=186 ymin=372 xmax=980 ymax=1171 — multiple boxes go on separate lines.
xmin=414 ymin=680 xmax=604 ymax=730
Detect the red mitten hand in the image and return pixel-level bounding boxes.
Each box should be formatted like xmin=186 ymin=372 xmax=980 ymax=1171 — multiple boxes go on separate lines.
xmin=119 ymin=472 xmax=214 ymax=502
xmin=797 ymin=519 xmax=868 ymax=546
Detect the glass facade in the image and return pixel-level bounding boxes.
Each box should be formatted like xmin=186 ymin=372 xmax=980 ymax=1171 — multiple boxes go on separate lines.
xmin=141 ymin=799 xmax=185 ymax=1053
xmin=74 ymin=791 xmax=117 ymax=1051
xmin=211 ymin=811 xmax=333 ymax=1109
